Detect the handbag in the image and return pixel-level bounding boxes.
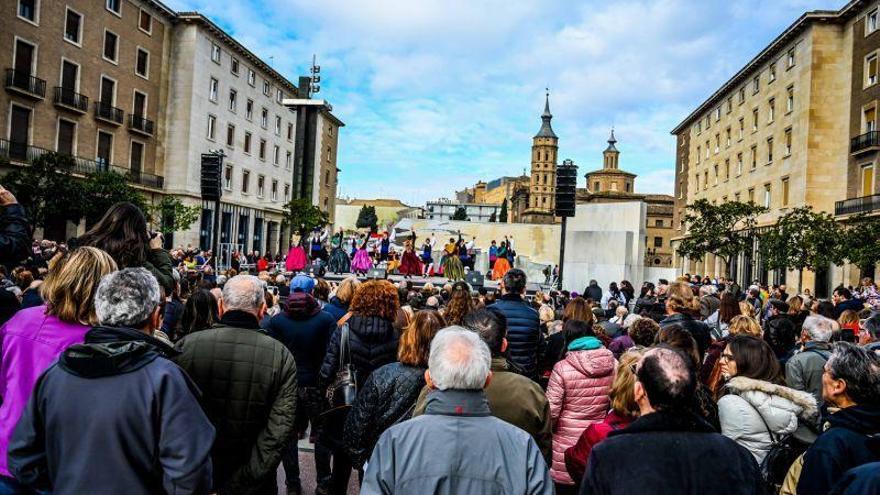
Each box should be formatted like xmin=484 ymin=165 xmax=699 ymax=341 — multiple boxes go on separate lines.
xmin=743 ymin=398 xmax=808 ymax=492
xmin=325 ymin=321 xmax=358 ymax=412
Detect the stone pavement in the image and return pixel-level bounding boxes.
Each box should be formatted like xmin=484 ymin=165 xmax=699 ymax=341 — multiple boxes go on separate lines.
xmin=276 ymin=437 xmax=360 ymax=495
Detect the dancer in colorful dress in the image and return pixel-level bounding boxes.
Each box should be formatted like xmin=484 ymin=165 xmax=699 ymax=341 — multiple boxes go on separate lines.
xmin=351 ymin=236 xmax=373 ymax=275
xmin=442 ymin=235 xmax=465 ymax=282
xmin=285 ymin=231 xmax=308 ymax=273
xmin=328 ymin=228 xmax=351 ymax=275
xmin=492 ymin=240 xmax=511 ymax=281
xmin=421 ymin=237 xmax=433 ymax=277
xmin=399 ymin=235 xmax=423 ymax=279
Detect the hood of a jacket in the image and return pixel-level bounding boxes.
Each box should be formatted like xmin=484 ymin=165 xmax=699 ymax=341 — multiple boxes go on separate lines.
xmin=349 ymin=314 xmax=396 ymax=343
xmin=564 ymin=345 xmax=615 ymax=377
xmin=287 ymin=292 xmax=321 ymax=319
xmin=725 ymin=376 xmax=819 ymax=431
xmin=59 ymin=325 xmax=175 ymax=378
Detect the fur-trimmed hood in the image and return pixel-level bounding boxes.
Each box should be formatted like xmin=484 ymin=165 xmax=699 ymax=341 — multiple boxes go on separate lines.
xmin=725 ymin=376 xmax=819 ymax=422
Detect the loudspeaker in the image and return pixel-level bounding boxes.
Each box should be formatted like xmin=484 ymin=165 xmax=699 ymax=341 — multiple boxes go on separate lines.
xmin=555 ymin=159 xmax=578 ymax=218
xmin=201 ymin=154 xmax=223 ymax=201
xmin=305 ymin=263 xmax=325 ymax=277
xmin=367 ymin=268 xmax=387 ymax=280
xmin=465 ymin=270 xmax=484 ymax=288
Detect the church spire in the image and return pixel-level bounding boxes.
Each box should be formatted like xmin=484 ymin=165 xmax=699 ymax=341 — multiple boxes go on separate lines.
xmin=605 ymin=127 xmax=618 ymax=152
xmin=603 ymin=128 xmax=619 ymax=169
xmin=534 ymin=89 xmax=557 ymax=139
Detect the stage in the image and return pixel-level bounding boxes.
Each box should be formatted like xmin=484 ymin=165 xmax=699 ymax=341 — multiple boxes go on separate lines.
xmin=318 ymin=272 xmax=548 ymax=295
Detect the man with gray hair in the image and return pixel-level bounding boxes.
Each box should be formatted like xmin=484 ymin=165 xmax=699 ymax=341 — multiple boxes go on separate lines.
xmin=786 ymin=314 xmax=835 ymax=406
xmin=9 ymin=268 xmax=215 ymax=494
xmin=175 ymin=275 xmax=297 ymax=494
xmin=362 ymin=327 xmax=553 ymax=495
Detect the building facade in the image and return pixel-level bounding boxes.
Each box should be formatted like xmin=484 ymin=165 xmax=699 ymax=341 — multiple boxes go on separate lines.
xmin=522 ymin=93 xmax=558 ymax=224
xmin=1 ymin=0 xmax=174 ymax=238
xmin=671 ymin=0 xmax=877 ymax=295
xmin=425 ymin=199 xmax=501 ymax=223
xmin=334 ymin=197 xmax=418 ymax=231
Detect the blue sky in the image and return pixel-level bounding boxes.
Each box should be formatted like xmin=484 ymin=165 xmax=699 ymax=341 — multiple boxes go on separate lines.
xmin=165 ymin=0 xmax=841 ymax=206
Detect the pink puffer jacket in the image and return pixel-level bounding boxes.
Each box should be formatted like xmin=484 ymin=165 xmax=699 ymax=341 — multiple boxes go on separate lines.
xmin=546 ymin=347 xmax=616 ymax=484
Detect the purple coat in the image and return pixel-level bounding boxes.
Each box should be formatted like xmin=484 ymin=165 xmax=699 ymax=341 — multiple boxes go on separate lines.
xmin=0 ymin=306 xmax=89 ymax=476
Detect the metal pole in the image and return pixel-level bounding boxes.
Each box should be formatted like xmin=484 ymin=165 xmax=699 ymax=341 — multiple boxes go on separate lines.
xmin=558 ymin=216 xmax=567 ymax=290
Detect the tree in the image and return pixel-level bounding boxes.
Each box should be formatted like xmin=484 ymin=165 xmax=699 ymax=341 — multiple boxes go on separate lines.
xmin=149 ymin=196 xmax=202 ymax=235
xmin=759 ymin=206 xmax=843 ymax=290
xmin=355 ymin=205 xmax=378 ymax=233
xmin=488 ymin=211 xmax=497 ymax=223
xmin=676 ymin=199 xmax=767 ymax=274
xmin=284 ymin=198 xmax=329 ymax=235
xmin=81 ymin=171 xmax=147 ymax=226
xmin=499 ymin=199 xmax=508 ymax=223
xmin=840 ymin=214 xmax=880 ymax=276
xmin=3 ymin=152 xmax=85 ymax=230
xmin=452 ymin=206 xmax=468 ymax=221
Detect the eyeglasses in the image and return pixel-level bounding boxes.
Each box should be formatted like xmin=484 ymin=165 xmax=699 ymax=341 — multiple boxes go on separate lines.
xmin=719 ymin=353 xmax=735 ymax=362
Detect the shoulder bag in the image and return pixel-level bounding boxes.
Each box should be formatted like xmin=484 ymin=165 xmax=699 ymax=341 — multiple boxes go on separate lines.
xmin=325 ymin=320 xmax=358 ymax=413
xmin=743 ymin=398 xmax=808 ymax=493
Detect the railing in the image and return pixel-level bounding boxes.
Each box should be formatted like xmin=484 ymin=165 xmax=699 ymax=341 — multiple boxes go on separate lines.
xmin=94 ymin=101 xmax=124 ymax=125
xmin=128 ymin=114 xmax=154 ymax=135
xmin=0 ymin=138 xmax=164 ymax=189
xmin=4 ymin=68 xmax=46 ymax=98
xmin=850 ymin=131 xmax=880 ymax=154
xmin=835 ymin=194 xmax=880 ymax=216
xmin=53 ymin=87 xmax=89 ymax=112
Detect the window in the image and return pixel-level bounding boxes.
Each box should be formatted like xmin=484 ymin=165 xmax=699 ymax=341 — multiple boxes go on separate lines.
xmin=257 ymin=175 xmax=265 ymax=197
xmin=715 ymin=107 xmax=721 ymax=121
xmin=867 ymin=54 xmax=878 ymax=86
xmin=287 ymin=123 xmax=293 ymax=141
xmin=748 ymin=188 xmax=755 ymax=203
xmin=726 ymin=97 xmax=733 ymax=114
xmin=241 ymin=170 xmax=250 ymax=193
xmin=139 ymin=9 xmax=152 ymax=34
xmin=132 ymin=91 xmax=146 ymax=118
xmin=750 ymin=145 xmax=757 ymax=169
xmin=752 ymin=108 xmax=759 ymax=132
xmin=763 ymin=184 xmax=771 ymax=208
xmin=271 ymin=180 xmax=278 ymax=201
xmin=705 ymin=141 xmax=710 ymax=159
xmin=593 ymin=182 xmax=600 ymax=192
xmin=735 ymin=192 xmax=741 ymax=202
xmin=696 ymin=146 xmax=701 ymax=164
xmin=247 ymin=69 xmax=255 ymax=86
xmin=768 ymin=98 xmax=775 ymax=123
xmin=784 ymin=128 xmax=792 ymax=156
xmin=724 ymin=159 xmax=730 ymax=181
xmin=106 ymin=0 xmax=120 ymax=15
xmin=64 ymin=8 xmax=82 ymax=44
xmin=696 ymin=121 xmax=702 ymax=134
xmin=261 ymin=108 xmax=268 ymax=128
xmin=736 ymin=152 xmax=743 ymax=176
xmin=136 ymin=48 xmax=149 ymax=78
xmin=206 ymin=115 xmax=216 ymax=140
xmin=273 ymin=145 xmax=279 ymax=165
xmin=752 ymin=76 xmax=760 ymax=94
xmin=655 ymin=219 xmax=663 ymax=227
xmin=767 ymin=137 xmax=774 ymax=163
xmin=103 ymin=30 xmax=119 ymax=63
xmin=703 ymin=171 xmax=708 ymax=190
xmin=208 ymin=78 xmax=218 ymax=101
xmin=678 ymin=181 xmax=684 ymax=199
xmin=739 ymin=118 xmax=745 ymax=140
xmin=284 ymin=184 xmax=290 ymax=201
xmin=276 ymin=88 xmax=283 ymax=103
xmin=56 ymin=119 xmax=76 ymax=155
xmin=262 ymin=80 xmax=270 ymax=96
xmin=786 ymin=86 xmax=794 ymax=113
xmin=228 ymin=89 xmax=237 ymax=112
xmin=231 ymin=58 xmax=240 ymax=75
xmin=862 ymin=164 xmax=875 ymax=196
xmin=211 ymin=44 xmax=221 ymax=63
xmin=705 ymin=115 xmax=710 ymax=129
xmin=275 ymin=116 xmax=281 ymax=135
xmin=224 ymin=165 xmax=233 ymax=190
xmin=226 ymin=124 xmax=235 ymax=147
xmin=868 ymin=9 xmax=879 ymax=35
xmin=865 ymin=106 xmax=877 ymax=132
xmin=18 ymin=0 xmax=38 ymax=23
xmin=653 ymin=236 xmax=663 ymax=248
xmin=713 ymin=164 xmax=718 ymax=185
xmin=245 ymin=99 xmax=253 ymax=120
xmin=259 ymin=139 xmax=266 ymax=160
xmin=97 ymin=131 xmax=113 ymax=166
xmin=781 ymin=177 xmax=790 ymax=206
xmin=787 ymin=49 xmax=795 ymax=69
xmin=244 ymin=132 xmax=252 ymax=153
xmin=285 ymin=151 xmax=292 ymax=170
xmin=726 ymin=127 xmax=731 ymax=147
xmin=714 ymin=134 xmax=720 ymax=153
xmin=739 ymin=87 xmax=746 ymax=104
xmin=769 ymin=63 xmax=776 ymax=83
xmin=99 ymin=76 xmax=116 ymax=105
xmin=129 ymin=141 xmax=144 ymax=173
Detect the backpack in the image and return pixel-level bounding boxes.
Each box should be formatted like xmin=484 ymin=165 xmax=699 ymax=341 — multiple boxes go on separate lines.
xmin=743 ymin=400 xmax=810 ymax=493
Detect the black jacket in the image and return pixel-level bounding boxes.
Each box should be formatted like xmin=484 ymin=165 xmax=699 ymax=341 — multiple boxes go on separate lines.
xmin=343 ymin=362 xmax=425 ymax=467
xmin=319 ymin=315 xmax=399 ymax=389
xmin=580 ymin=410 xmax=761 ymax=495
xmin=660 ymin=313 xmax=711 ymax=358
xmin=8 ymin=326 xmax=214 ymax=495
xmin=0 ymin=204 xmax=30 ymax=266
xmin=833 ymin=298 xmax=865 ymax=319
xmin=266 ymin=292 xmax=336 ymax=387
xmin=175 ymin=311 xmax=297 ymax=495
xmin=799 ymin=404 xmax=880 ymax=495
xmin=584 ymin=284 xmax=602 ymax=303
xmin=323 ymin=296 xmax=348 ymax=323
xmin=489 ymin=294 xmax=543 ymax=379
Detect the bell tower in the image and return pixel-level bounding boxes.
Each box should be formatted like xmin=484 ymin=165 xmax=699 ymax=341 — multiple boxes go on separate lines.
xmin=522 ymin=91 xmax=559 ymax=224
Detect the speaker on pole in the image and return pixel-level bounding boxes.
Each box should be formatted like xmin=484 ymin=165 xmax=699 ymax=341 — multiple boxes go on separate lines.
xmin=555 ymin=159 xmax=577 ymax=218
xmin=201 ymin=153 xmax=223 ymax=201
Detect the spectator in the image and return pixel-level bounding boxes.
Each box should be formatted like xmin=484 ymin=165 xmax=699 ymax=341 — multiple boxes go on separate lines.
xmin=362 ymin=327 xmax=553 ymax=494
xmin=580 ymin=347 xmax=762 ymax=495
xmin=706 ymin=292 xmax=741 ymax=339
xmin=265 ymin=274 xmax=337 ymax=494
xmin=0 ymin=248 xmax=117 ymax=490
xmin=628 ymin=317 xmax=660 ymax=347
xmin=717 ymin=335 xmax=817 ymax=463
xmin=656 ymin=325 xmax=720 ymax=431
xmin=584 ymin=279 xmax=602 ymax=304
xmin=344 ymin=310 xmax=446 ymax=468
xmin=442 ymin=281 xmax=475 ymax=326
xmin=540 ymin=297 xmax=593 ymax=380
xmin=490 ymin=268 xmax=543 ymax=379
xmin=837 ymin=310 xmax=860 ymax=342
xmin=861 ymin=314 xmax=880 ymax=352
xmin=8 ymin=268 xmax=215 ymax=494
xmin=832 ymin=287 xmax=864 ymax=319
xmin=413 ymin=308 xmax=553 ymax=461
xmin=699 ymin=284 xmax=721 ymax=319
xmin=660 ymin=281 xmax=711 ymax=358
xmin=324 ymin=276 xmax=360 ymax=323
xmin=798 ymin=343 xmax=880 ymax=495
xmin=788 ymin=295 xmax=810 ymax=331
xmin=175 ymin=275 xmax=297 ymax=494
xmin=764 ymin=309 xmax=799 ymax=369
xmin=179 ymin=289 xmax=219 ymax=339
xmin=0 ymin=185 xmax=30 ymax=266
xmin=786 ymin=315 xmax=834 ymax=406
xmin=76 ymin=202 xmax=175 ymax=293
xmin=545 ymin=319 xmax=615 ymax=491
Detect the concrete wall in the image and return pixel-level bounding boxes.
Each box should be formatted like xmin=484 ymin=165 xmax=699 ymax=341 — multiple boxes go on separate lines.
xmin=406 ymin=219 xmax=561 ymax=265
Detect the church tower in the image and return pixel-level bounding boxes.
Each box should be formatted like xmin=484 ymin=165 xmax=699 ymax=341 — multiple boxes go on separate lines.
xmin=522 ymin=91 xmax=559 ymax=224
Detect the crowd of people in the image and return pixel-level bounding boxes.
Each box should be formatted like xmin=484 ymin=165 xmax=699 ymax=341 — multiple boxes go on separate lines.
xmin=0 ymin=196 xmax=879 ymax=495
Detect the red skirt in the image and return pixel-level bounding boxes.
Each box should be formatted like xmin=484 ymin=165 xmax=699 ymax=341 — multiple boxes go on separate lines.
xmin=399 ymin=251 xmax=423 ymax=275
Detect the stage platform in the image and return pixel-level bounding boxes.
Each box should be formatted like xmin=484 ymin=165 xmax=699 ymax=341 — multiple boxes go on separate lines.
xmin=317 ymin=272 xmax=548 ymax=295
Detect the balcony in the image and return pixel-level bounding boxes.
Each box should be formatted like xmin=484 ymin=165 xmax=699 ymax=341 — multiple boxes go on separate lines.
xmin=850 ymin=131 xmax=880 ymax=155
xmin=835 ymin=194 xmax=880 ymax=216
xmin=53 ymin=87 xmax=89 ymax=114
xmin=94 ymin=101 xmax=123 ymax=125
xmin=0 ymin=138 xmax=164 ymax=189
xmin=128 ymin=114 xmax=154 ymax=136
xmin=4 ymin=69 xmax=46 ymax=99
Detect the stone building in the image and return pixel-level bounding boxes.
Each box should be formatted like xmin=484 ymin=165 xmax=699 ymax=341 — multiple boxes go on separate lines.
xmin=671 ymin=0 xmax=878 ymax=295
xmin=522 ymin=93 xmax=559 ymax=224
xmin=425 ymin=198 xmax=501 ymax=223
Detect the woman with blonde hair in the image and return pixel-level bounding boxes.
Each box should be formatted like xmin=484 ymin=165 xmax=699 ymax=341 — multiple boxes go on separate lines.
xmin=739 ymin=300 xmax=756 ymax=317
xmin=565 ymin=349 xmax=644 ymax=485
xmin=660 ymin=281 xmax=711 ymax=358
xmin=0 ymin=247 xmax=117 ymax=485
xmin=343 ymin=310 xmax=446 ymax=468
xmin=324 ymin=275 xmax=360 ymax=322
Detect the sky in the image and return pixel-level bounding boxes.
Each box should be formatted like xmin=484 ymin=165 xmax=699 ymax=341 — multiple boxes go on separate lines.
xmin=165 ymin=0 xmax=842 ymax=206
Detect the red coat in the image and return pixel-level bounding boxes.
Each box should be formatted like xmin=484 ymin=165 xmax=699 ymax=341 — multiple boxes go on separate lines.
xmin=564 ymin=410 xmax=633 ymax=483
xmin=256 ymin=258 xmax=268 ymax=272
